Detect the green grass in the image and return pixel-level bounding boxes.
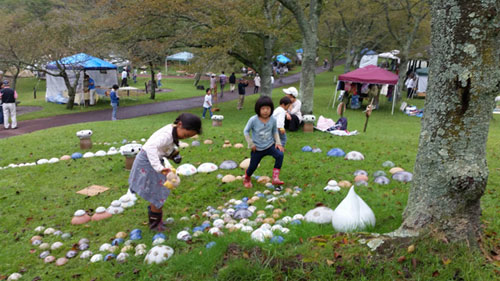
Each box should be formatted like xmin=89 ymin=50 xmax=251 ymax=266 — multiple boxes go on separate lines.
xmin=0 ymin=67 xmax=498 ymax=280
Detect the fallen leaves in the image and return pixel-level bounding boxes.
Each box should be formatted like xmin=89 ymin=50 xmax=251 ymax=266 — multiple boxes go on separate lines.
xmin=407 ymin=244 xmax=415 ymax=253
xmin=397 ymin=256 xmax=406 ymax=263
xmin=442 ymin=257 xmax=451 ymax=265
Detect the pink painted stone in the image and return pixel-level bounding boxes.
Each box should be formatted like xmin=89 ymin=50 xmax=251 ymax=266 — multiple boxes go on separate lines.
xmin=71 ymin=214 xmax=91 ymax=225
xmin=60 ymin=155 xmax=71 ymax=161
xmin=354 ymin=175 xmax=369 ymax=182
xmin=91 ymin=207 xmax=112 ymax=221
xmin=55 ymin=257 xmax=68 ymax=266
xmin=44 ymin=256 xmax=56 ymax=263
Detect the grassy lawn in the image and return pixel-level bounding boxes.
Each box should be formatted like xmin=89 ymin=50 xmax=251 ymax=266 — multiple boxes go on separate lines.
xmin=0 ymin=68 xmax=498 ymax=280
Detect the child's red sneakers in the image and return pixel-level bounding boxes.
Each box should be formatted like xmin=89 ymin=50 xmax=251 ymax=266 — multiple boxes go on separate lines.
xmin=272 ymin=168 xmax=284 ymax=185
xmin=243 ymin=174 xmax=253 ymax=188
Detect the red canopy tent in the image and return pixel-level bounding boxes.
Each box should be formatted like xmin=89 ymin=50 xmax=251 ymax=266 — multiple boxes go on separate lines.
xmin=334 ymin=65 xmax=400 ymax=114
xmin=338 ymin=65 xmax=398 ymax=85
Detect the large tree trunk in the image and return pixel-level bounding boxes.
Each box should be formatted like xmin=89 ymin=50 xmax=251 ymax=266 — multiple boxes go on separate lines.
xmin=62 ymin=70 xmax=80 ymax=110
xmin=399 ymin=0 xmax=500 ymax=244
xmin=300 ymin=35 xmax=318 ymax=114
xmin=343 ymin=37 xmax=353 ymax=73
xmin=11 ymin=65 xmax=20 ymax=91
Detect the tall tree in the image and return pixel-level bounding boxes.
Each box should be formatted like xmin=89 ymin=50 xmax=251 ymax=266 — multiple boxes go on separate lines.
xmin=399 ymin=0 xmax=500 ymax=243
xmin=278 ymin=0 xmax=323 ymax=114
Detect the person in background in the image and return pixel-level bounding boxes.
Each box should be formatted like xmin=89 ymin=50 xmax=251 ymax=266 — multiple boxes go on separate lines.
xmin=121 ymin=69 xmax=128 ymax=87
xmin=243 ymin=96 xmax=285 ymax=189
xmin=129 ymin=113 xmax=201 ymax=231
xmin=1 ymin=80 xmax=18 ymax=129
xmin=237 ymin=78 xmax=249 ymax=110
xmin=88 ymin=74 xmax=96 ymax=105
xmin=229 ymin=72 xmax=236 ymax=93
xmin=283 ymin=87 xmax=303 ymax=131
xmin=219 ymin=71 xmax=227 ymax=98
xmin=270 ymin=75 xmax=275 ymax=86
xmin=0 ymin=81 xmax=4 ymax=126
xmin=157 ymin=71 xmax=162 ymax=88
xmin=210 ymin=74 xmax=218 ymax=103
xmin=253 ymin=73 xmax=261 ymax=93
xmin=202 ymin=88 xmax=213 ymax=119
xmin=323 ymin=58 xmax=329 ymax=69
xmin=272 ymin=96 xmax=292 ymax=147
xmin=133 ymin=68 xmax=138 ymax=84
xmin=109 ymin=84 xmax=120 ymax=121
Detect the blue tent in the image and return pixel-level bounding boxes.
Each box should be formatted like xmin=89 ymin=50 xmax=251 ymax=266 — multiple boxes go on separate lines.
xmin=296 ymin=48 xmax=303 ymax=53
xmin=46 ymin=53 xmax=117 ymax=70
xmin=166 ymin=52 xmax=194 ymax=62
xmin=276 ymin=54 xmax=292 ymax=64
xmin=361 ymin=48 xmax=377 ymax=56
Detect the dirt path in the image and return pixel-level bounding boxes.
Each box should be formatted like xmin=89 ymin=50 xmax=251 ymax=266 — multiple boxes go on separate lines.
xmin=0 ymin=66 xmax=332 ymax=139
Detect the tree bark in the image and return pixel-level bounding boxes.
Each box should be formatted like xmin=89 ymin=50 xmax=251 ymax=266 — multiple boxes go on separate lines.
xmin=259 ymin=35 xmax=275 ymax=97
xmin=399 ymin=0 xmax=500 ymax=244
xmin=149 ymin=62 xmax=156 ymax=100
xmin=278 ymin=0 xmax=322 ymax=115
xmin=62 ymin=70 xmax=80 ymax=110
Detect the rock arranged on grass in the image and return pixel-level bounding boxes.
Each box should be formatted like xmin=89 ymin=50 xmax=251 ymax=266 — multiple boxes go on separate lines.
xmin=234 ymin=143 xmax=244 ymax=148
xmin=71 ymin=210 xmax=91 ymax=225
xmin=179 ymin=141 xmax=189 ymax=149
xmin=83 ymin=152 xmax=95 ymax=158
xmin=120 ymin=143 xmax=142 ymax=157
xmin=191 ymin=140 xmax=200 ymax=146
xmin=60 ymin=155 xmax=71 ymax=161
xmin=219 ymin=160 xmax=238 ymax=170
xmin=331 ymin=186 xmax=376 ymax=232
xmin=48 ymin=157 xmax=59 ymax=163
xmin=338 ymin=180 xmax=352 ymax=188
xmin=373 ymin=170 xmax=386 ymax=177
xmin=92 ymin=207 xmax=112 ymax=221
xmin=382 ymin=161 xmax=395 ymax=167
xmin=389 ymin=167 xmax=404 ymax=174
xmin=312 ymin=148 xmax=322 ymax=153
xmin=71 ymin=152 xmax=83 ymax=159
xmin=177 ymin=164 xmax=198 ymax=176
xmin=144 ymin=245 xmax=174 ymax=264
xmin=345 ymin=151 xmax=364 ymax=160
xmin=203 ymin=139 xmax=213 ymax=145
xmin=222 ymin=174 xmax=237 ymax=183
xmin=327 ymin=148 xmax=345 ymax=157
xmin=197 ymin=162 xmax=218 ymax=173
xmin=76 ymin=130 xmax=93 ymax=139
xmin=354 ymin=174 xmax=369 ymax=182
xmin=392 ymin=171 xmax=413 ymax=183
xmin=95 ymin=150 xmax=107 ymax=157
xmin=222 ymin=140 xmax=232 ymax=148
xmin=37 ymin=159 xmax=49 ymax=165
xmin=301 ymin=146 xmax=313 ymax=152
xmin=353 ymin=170 xmax=368 ymax=176
xmin=374 ymin=176 xmax=390 ymax=185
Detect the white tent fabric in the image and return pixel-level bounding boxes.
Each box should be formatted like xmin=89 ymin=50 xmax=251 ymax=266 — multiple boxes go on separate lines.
xmin=46 ymin=69 xmax=118 ymax=104
xmin=359 ymin=55 xmax=378 ymax=68
xmin=417 ymin=75 xmax=428 ymax=93
xmin=378 ymin=52 xmax=400 ymax=63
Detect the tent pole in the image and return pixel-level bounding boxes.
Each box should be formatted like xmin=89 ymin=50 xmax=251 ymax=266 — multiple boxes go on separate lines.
xmin=392 ymin=85 xmax=397 ymax=115
xmin=332 ymin=80 xmax=339 ymax=109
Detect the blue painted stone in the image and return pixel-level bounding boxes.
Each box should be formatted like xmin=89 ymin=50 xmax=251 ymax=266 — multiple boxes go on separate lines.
xmin=374 ymin=176 xmax=390 ymax=185
xmin=301 ymin=146 xmax=313 ymax=152
xmin=242 ymin=197 xmax=248 ymax=202
xmin=130 ymin=233 xmax=142 ymax=240
xmin=326 ymin=148 xmax=345 ymax=157
xmin=104 ymin=253 xmax=116 ymax=261
xmin=290 ymin=219 xmax=302 ymax=225
xmin=270 ymin=236 xmax=284 ymax=244
xmin=130 ymin=229 xmax=142 ymax=235
xmin=193 ymin=226 xmax=204 ymax=232
xmin=294 ymin=187 xmax=302 ymax=192
xmin=257 ymin=193 xmax=265 ymax=198
xmin=234 ymin=203 xmax=249 ymax=210
xmin=191 ymin=140 xmax=200 ymax=146
xmin=71 ymin=152 xmax=83 ymax=159
xmin=201 ymin=223 xmax=211 ymax=230
xmin=122 ymin=139 xmax=128 ymax=144
xmin=112 ymin=238 xmax=124 ymax=246
xmin=152 ymin=233 xmax=166 ymax=241
xmin=267 ymin=185 xmax=275 ymax=189
xmin=206 ymin=241 xmax=216 ymax=249
xmin=254 ymin=175 xmax=260 ymax=180
xmin=373 ymin=170 xmax=386 ymax=177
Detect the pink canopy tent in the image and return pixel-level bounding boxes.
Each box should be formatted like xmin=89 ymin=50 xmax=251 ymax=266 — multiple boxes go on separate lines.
xmin=338 ymin=65 xmax=398 ymax=85
xmin=333 ymin=65 xmax=400 ymax=114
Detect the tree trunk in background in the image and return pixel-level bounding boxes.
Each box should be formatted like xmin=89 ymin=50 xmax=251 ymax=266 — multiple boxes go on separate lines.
xmin=399 ymin=0 xmax=500 ymax=244
xmin=62 ymin=72 xmax=79 ymax=110
xmin=149 ymin=62 xmax=156 ymax=100
xmin=343 ymin=37 xmax=353 ymax=73
xmin=259 ymin=35 xmax=275 ymax=97
xmin=11 ymin=65 xmax=20 ymax=91
xmin=278 ymin=0 xmax=322 ymax=115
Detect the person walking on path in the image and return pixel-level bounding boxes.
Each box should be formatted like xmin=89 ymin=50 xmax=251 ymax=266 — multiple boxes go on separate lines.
xmin=157 ymin=71 xmax=162 ymax=88
xmin=121 ymin=69 xmax=128 ymax=87
xmin=210 ymin=74 xmax=218 ymax=104
xmin=242 ymin=96 xmax=285 ymax=188
xmin=219 ymin=71 xmax=227 ymax=98
xmin=1 ymin=80 xmax=18 ymax=129
xmin=237 ymin=78 xmax=249 ymax=110
xmin=229 ymin=72 xmax=236 ymax=93
xmin=0 ymin=81 xmax=3 ymax=126
xmin=109 ymin=84 xmax=120 ymax=121
xmin=88 ymin=74 xmax=96 ymax=105
xmin=253 ymin=73 xmax=261 ymax=94
xmin=202 ymin=88 xmax=213 ymax=119
xmin=129 ymin=113 xmax=201 ymax=231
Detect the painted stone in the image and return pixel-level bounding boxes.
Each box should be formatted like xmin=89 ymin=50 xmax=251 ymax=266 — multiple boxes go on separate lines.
xmin=345 ymin=151 xmax=364 ymax=160
xmin=39 ymin=251 xmax=50 ymax=259
xmin=392 ymin=171 xmax=413 ymax=182
xmin=191 ymin=140 xmax=200 ymax=146
xmin=66 ymin=250 xmax=78 ymax=258
xmin=92 ymin=207 xmax=112 ymax=221
xmin=177 ymin=164 xmax=198 ymax=176
xmin=305 ymin=206 xmax=335 ymax=224
xmin=80 ymin=250 xmax=93 ymax=259
xmin=338 ymin=180 xmax=352 ymax=188
xmin=374 ymin=176 xmax=390 ymax=185
xmin=144 ymin=245 xmax=174 ymax=264
xmin=71 ymin=152 xmax=83 ymax=159
xmin=354 ymin=175 xmax=369 ymax=182
xmin=327 ymin=148 xmax=345 ymax=157
xmin=234 ymin=143 xmax=244 ymax=148
xmin=382 ymin=161 xmax=395 ymax=167
xmin=197 ymin=162 xmax=218 ymax=173
xmin=389 ymin=167 xmax=404 ymax=174
xmin=219 ymin=160 xmax=238 ymax=170
xmin=373 ymin=170 xmax=387 ymax=177
xmin=71 ymin=210 xmax=91 ymax=225
xmin=55 ymin=257 xmax=68 ymax=266
xmin=301 ymin=146 xmax=313 ymax=152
